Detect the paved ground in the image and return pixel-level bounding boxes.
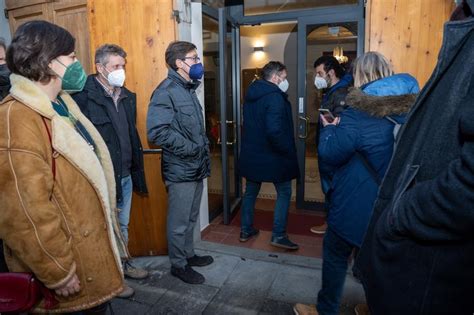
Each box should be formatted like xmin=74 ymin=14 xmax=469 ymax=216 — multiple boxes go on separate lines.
xmin=110 ymin=241 xmax=366 ymax=315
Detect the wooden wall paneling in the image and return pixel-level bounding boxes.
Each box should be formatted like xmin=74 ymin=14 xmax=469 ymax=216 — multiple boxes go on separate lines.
xmin=365 ymin=0 xmax=455 ymax=87
xmin=6 ymin=3 xmax=51 ymax=34
xmin=51 ymin=0 xmax=91 ymax=74
xmin=87 ymin=0 xmax=176 ymax=256
xmin=5 ymin=0 xmax=49 ymax=10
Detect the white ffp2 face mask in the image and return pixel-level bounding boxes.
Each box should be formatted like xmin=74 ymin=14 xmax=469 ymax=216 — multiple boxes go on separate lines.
xmin=106 ymin=68 xmax=126 ymax=87
xmin=278 ymin=79 xmax=289 ymax=92
xmin=314 ymin=76 xmax=328 ymax=90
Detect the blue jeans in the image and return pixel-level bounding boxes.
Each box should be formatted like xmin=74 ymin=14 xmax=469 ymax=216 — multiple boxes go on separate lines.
xmin=240 ymin=180 xmax=292 ymax=238
xmin=117 ymin=175 xmax=133 ymax=245
xmin=317 ymin=227 xmax=355 ymax=315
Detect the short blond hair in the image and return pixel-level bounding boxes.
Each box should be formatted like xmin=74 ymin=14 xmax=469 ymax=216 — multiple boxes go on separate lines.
xmin=353 ymin=52 xmax=394 ymax=88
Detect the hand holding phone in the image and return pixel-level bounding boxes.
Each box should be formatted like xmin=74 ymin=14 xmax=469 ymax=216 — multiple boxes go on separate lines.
xmin=318 ymin=108 xmax=335 ymax=123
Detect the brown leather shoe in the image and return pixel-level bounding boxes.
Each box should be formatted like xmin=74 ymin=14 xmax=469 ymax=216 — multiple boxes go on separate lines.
xmin=116 ymin=284 xmax=134 ymax=299
xmin=293 ymin=303 xmax=318 ymax=315
xmin=310 ymin=222 xmax=327 ymax=235
xmin=355 ymin=304 xmax=370 ymax=315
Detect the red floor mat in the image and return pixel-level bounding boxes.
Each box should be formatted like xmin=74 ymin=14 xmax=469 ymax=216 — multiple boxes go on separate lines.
xmin=230 ymin=209 xmax=326 ymax=237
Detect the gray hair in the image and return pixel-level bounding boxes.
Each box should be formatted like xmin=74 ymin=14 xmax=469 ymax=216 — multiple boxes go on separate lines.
xmin=94 ymin=44 xmax=127 ymax=65
xmin=353 ymin=51 xmax=394 ymax=88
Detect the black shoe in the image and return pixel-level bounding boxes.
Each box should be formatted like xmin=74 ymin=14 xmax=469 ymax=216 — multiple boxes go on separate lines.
xmin=187 ymin=255 xmax=214 ymax=267
xmin=239 ymin=228 xmax=260 ymax=242
xmin=270 ymin=235 xmax=299 ymax=250
xmin=171 ymin=265 xmax=205 ymax=284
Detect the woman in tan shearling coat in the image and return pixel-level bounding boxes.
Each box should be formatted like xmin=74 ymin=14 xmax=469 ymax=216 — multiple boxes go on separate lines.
xmin=0 ymin=21 xmax=127 ymax=313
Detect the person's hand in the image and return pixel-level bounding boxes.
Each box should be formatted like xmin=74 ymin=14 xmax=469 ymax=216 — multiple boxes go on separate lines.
xmin=55 ymin=274 xmax=81 ymax=297
xmin=320 ymin=114 xmax=341 ymax=127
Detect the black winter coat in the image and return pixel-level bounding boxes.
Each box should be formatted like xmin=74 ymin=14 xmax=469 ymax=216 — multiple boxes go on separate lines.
xmin=354 ymin=5 xmax=474 ymax=315
xmin=239 ymin=79 xmax=299 ymax=183
xmin=72 ymin=76 xmax=148 ymax=203
xmin=147 ymin=69 xmax=210 ymax=182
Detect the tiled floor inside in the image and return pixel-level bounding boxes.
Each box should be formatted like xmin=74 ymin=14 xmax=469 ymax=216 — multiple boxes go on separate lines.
xmin=202 ymin=198 xmax=325 ymax=259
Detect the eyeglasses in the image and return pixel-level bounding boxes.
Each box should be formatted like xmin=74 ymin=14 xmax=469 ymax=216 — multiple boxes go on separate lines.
xmin=183 ymin=56 xmax=201 ymax=62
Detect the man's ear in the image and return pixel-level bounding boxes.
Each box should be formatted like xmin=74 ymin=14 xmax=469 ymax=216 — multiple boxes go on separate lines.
xmin=175 ymin=58 xmax=183 ymax=70
xmin=95 ymin=63 xmax=103 ymax=74
xmin=328 ymin=68 xmax=336 ymax=78
xmin=270 ymin=72 xmax=279 ymax=84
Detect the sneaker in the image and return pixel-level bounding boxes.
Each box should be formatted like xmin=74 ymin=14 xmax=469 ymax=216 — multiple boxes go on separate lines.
xmin=293 ymin=303 xmax=318 ymax=315
xmin=123 ymin=261 xmax=149 ymax=280
xmin=354 ymin=304 xmax=370 ymax=315
xmin=187 ymin=255 xmax=214 ymax=267
xmin=116 ymin=284 xmax=134 ymax=299
xmin=310 ymin=222 xmax=327 ymax=235
xmin=271 ymin=235 xmax=299 ymax=250
xmin=171 ymin=265 xmax=205 ymax=284
xmin=239 ymin=228 xmax=260 ymax=242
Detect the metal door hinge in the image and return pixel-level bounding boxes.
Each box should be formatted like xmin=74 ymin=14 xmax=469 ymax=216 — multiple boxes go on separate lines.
xmin=172 ymin=10 xmax=181 ymax=23
xmin=4 ymin=9 xmax=8 ymax=19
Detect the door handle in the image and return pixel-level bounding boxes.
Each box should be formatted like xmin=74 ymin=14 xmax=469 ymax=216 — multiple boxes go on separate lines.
xmin=217 ymin=120 xmax=236 ymax=145
xmin=298 ymin=116 xmax=309 ymax=139
xmin=226 ymin=120 xmax=236 ymax=145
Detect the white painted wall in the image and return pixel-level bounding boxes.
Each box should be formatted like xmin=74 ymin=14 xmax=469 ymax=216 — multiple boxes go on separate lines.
xmin=0 ymin=0 xmax=11 ymax=44
xmin=240 ymin=30 xmax=292 ymax=70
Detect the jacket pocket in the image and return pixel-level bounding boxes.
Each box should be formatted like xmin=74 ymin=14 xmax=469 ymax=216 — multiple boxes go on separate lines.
xmin=384 ymin=164 xmax=420 ymax=239
xmin=89 ymin=115 xmax=112 ymax=126
xmin=178 ymin=105 xmax=200 ymax=135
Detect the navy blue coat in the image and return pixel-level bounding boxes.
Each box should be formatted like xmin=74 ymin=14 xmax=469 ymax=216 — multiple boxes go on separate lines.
xmin=239 ymin=80 xmax=299 ymax=183
xmin=318 ymin=74 xmax=419 ymax=247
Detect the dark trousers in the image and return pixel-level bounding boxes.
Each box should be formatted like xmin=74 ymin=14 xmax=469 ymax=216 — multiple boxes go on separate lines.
xmin=240 ymin=180 xmax=292 ymax=238
xmin=317 ymin=227 xmax=355 ymax=315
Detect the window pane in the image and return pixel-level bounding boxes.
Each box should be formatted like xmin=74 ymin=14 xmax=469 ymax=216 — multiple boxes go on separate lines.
xmin=244 ymin=0 xmax=358 ymax=16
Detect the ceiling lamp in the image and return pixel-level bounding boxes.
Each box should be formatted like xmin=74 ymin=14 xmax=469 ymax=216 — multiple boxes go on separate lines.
xmin=333 ymin=46 xmax=348 ymax=64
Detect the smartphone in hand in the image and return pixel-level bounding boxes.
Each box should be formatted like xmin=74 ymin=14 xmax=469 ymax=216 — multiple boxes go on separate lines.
xmin=318 ymin=108 xmax=335 ymax=123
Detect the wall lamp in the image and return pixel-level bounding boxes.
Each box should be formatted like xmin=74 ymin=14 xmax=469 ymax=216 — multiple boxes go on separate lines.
xmin=253 ymin=46 xmax=264 ymax=52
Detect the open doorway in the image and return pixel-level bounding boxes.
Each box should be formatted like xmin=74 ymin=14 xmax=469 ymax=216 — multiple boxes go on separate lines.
xmin=200 ymin=1 xmax=364 ymax=258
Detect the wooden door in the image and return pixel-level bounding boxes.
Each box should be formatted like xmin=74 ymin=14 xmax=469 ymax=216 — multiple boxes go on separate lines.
xmin=88 ymin=0 xmax=177 ymax=256
xmin=51 ymin=0 xmax=92 ymax=74
xmin=5 ymin=1 xmax=51 ymax=33
xmin=365 ymin=0 xmax=456 ymax=87
xmin=5 ymin=0 xmax=92 ymax=74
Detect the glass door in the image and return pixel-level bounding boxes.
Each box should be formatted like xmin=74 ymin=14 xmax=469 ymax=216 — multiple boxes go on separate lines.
xmin=296 ymin=16 xmax=363 ymax=210
xmin=218 ymin=8 xmax=242 ymax=224
xmin=203 ymin=6 xmax=241 ymax=224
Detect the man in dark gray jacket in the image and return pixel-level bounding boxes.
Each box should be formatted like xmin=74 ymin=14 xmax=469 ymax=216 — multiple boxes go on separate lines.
xmin=147 ymin=41 xmax=212 ymax=284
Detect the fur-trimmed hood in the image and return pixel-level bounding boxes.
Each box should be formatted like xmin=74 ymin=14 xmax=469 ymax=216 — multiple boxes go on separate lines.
xmin=346 ymin=87 xmax=418 ymax=118
xmin=346 ymin=73 xmax=420 ymax=118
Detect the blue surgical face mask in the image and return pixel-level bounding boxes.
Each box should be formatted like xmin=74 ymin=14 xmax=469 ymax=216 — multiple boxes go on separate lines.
xmin=183 ymin=61 xmax=204 ymax=80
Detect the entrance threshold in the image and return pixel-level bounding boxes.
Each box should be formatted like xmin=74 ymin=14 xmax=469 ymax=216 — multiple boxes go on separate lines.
xmin=201 ymin=199 xmax=325 ymax=260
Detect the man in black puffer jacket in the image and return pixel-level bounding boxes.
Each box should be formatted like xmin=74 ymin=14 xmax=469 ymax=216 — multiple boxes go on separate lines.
xmin=147 ymin=41 xmax=212 ymax=285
